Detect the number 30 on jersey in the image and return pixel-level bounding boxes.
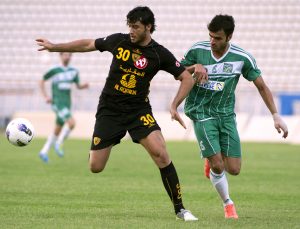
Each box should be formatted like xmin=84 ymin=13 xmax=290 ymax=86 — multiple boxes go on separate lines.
xmin=116 ymin=47 xmax=130 ymax=61
xmin=140 ymin=114 xmax=155 ymax=127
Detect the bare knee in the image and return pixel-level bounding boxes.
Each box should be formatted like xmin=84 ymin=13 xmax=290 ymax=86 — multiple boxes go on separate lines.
xmin=209 ymin=155 xmax=225 ymax=174
xmin=227 ymin=167 xmax=240 ymax=176
xmin=89 ymin=155 xmax=106 ymax=173
xmin=89 ymin=147 xmax=111 ymax=174
xmin=90 ymin=162 xmax=105 ymax=173
xmin=140 ymin=130 xmax=170 ymax=167
xmin=148 ymin=143 xmax=170 ymax=167
xmin=224 ymin=157 xmax=241 ymax=176
xmin=68 ymin=121 xmax=75 ymax=130
xmin=152 ymin=150 xmax=170 ymax=166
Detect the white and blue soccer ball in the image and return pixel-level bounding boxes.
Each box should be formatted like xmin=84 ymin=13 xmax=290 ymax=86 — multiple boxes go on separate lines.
xmin=6 ymin=118 xmax=35 ymax=146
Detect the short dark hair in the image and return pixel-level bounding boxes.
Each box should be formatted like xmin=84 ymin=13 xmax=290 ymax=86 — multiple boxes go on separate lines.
xmin=126 ymin=6 xmax=156 ymax=33
xmin=208 ymin=15 xmax=235 ymax=37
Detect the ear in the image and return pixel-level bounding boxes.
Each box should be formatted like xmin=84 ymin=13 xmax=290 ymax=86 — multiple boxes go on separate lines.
xmin=146 ymin=24 xmax=152 ymax=32
xmin=227 ymin=34 xmax=233 ymax=42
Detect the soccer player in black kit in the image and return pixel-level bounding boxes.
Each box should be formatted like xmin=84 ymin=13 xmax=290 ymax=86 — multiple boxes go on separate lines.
xmin=36 ymin=6 xmax=198 ymax=221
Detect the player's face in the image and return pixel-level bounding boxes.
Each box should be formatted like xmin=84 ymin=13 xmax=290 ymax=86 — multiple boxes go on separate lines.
xmin=60 ymin=52 xmax=72 ymax=66
xmin=128 ymin=21 xmax=150 ymax=45
xmin=209 ymin=30 xmax=231 ymax=54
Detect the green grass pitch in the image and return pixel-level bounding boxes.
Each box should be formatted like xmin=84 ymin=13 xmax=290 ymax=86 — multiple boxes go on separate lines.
xmin=0 ymin=135 xmax=299 ymax=229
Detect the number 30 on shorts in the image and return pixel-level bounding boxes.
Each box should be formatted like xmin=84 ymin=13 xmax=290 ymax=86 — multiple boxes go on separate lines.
xmin=140 ymin=114 xmax=155 ymax=126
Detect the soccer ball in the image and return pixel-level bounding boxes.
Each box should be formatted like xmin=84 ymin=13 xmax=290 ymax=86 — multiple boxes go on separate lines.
xmin=6 ymin=118 xmax=35 ymax=146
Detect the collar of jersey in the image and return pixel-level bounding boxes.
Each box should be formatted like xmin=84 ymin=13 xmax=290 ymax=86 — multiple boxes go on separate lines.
xmin=210 ymin=43 xmax=231 ymax=62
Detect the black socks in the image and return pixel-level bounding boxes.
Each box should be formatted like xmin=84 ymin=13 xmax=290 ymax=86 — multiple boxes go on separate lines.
xmin=159 ymin=161 xmax=184 ymax=214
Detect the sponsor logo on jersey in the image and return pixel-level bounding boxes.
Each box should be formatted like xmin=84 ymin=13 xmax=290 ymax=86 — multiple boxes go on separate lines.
xmin=58 ymin=82 xmax=72 ymax=90
xmin=93 ymin=137 xmax=101 ymax=146
xmin=119 ymin=65 xmax=145 ymax=77
xmin=223 ymin=63 xmax=233 ymax=73
xmin=134 ymin=56 xmax=148 ymax=69
xmin=198 ymin=80 xmax=225 ymax=91
xmin=120 ymin=74 xmax=137 ymax=89
xmin=114 ymin=84 xmax=137 ymax=95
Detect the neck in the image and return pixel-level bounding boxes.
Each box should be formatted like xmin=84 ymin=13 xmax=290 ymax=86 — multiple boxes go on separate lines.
xmin=212 ymin=43 xmax=230 ymax=59
xmin=137 ymin=35 xmax=152 ymax=46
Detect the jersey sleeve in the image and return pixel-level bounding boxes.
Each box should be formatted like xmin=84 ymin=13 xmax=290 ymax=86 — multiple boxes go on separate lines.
xmin=43 ymin=68 xmax=57 ymax=80
xmin=94 ymin=33 xmax=123 ymax=53
xmin=242 ymin=55 xmax=261 ymax=81
xmin=180 ymin=48 xmax=197 ymax=66
xmin=159 ymin=47 xmax=185 ymax=78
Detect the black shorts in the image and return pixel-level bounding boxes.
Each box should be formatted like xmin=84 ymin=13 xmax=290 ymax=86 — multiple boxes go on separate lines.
xmin=90 ymin=105 xmax=161 ymax=150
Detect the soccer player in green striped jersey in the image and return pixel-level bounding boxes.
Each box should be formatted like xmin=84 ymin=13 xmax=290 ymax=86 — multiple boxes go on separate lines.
xmin=39 ymin=53 xmax=89 ymax=163
xmin=180 ymin=15 xmax=288 ymax=219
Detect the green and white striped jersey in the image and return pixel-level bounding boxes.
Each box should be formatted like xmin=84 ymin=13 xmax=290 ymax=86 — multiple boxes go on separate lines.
xmin=43 ymin=66 xmax=79 ymax=108
xmin=181 ymin=41 xmax=261 ymax=121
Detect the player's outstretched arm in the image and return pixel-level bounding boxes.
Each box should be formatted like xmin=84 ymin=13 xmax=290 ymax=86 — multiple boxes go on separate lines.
xmin=39 ymin=80 xmax=52 ymax=103
xmin=185 ymin=64 xmax=208 ymax=84
xmin=253 ymin=76 xmax=288 ymax=138
xmin=77 ymin=83 xmax=89 ymax=89
xmin=36 ymin=38 xmax=96 ymax=52
xmin=170 ymin=70 xmax=195 ymax=129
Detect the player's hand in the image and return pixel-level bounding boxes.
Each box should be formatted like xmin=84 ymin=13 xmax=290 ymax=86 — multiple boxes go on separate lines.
xmin=36 ymin=38 xmax=54 ymax=51
xmin=272 ymin=113 xmax=288 ymax=138
xmin=45 ymin=97 xmax=52 ymax=104
xmin=82 ymin=83 xmax=89 ymax=89
xmin=77 ymin=83 xmax=89 ymax=89
xmin=170 ymin=106 xmax=186 ymax=129
xmin=193 ymin=64 xmax=208 ymax=84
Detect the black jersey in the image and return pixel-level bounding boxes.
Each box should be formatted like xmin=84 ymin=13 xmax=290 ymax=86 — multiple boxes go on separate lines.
xmin=94 ymin=33 xmax=185 ymax=110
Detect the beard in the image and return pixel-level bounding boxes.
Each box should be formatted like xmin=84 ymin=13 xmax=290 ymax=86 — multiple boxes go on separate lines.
xmin=131 ymin=30 xmax=147 ymax=45
xmin=212 ymin=42 xmax=228 ymax=53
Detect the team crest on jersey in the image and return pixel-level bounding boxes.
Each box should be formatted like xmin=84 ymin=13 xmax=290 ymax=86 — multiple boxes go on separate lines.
xmin=93 ymin=137 xmax=101 ymax=146
xmin=212 ymin=65 xmax=218 ymax=74
xmin=132 ymin=48 xmax=142 ymax=55
xmin=134 ymin=56 xmax=148 ymax=69
xmin=132 ymin=53 xmax=141 ymax=62
xmin=223 ymin=63 xmax=233 ymax=73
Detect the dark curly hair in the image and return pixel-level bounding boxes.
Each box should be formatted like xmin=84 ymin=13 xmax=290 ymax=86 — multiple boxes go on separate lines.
xmin=208 ymin=15 xmax=235 ymax=37
xmin=127 ymin=6 xmax=156 ymax=33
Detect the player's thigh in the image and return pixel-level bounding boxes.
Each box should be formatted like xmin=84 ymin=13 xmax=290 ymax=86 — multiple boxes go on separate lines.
xmin=219 ymin=116 xmax=241 ymax=158
xmin=219 ymin=116 xmax=242 ymax=175
xmin=127 ymin=108 xmax=167 ymax=165
xmin=193 ymin=119 xmax=221 ymax=158
xmin=90 ymin=108 xmax=127 ymax=151
xmin=89 ymin=146 xmax=113 ymax=173
xmin=139 ymin=130 xmax=171 ymax=168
